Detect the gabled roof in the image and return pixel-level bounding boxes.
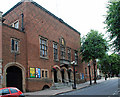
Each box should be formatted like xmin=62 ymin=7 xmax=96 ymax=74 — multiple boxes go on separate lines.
xmin=3 ymin=0 xmax=81 ymax=35
xmin=3 ymin=2 xmax=22 ymax=17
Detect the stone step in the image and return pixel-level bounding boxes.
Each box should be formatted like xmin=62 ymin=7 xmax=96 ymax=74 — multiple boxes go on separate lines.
xmin=50 ymin=82 xmax=73 ymax=90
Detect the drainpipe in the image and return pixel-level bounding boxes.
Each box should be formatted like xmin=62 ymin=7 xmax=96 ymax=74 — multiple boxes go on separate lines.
xmin=0 ymin=11 xmax=3 ymax=88
xmin=21 ymin=13 xmax=24 ymax=31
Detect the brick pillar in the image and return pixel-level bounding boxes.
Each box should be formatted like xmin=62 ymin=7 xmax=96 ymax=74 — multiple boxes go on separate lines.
xmin=0 ymin=11 xmax=3 ymax=88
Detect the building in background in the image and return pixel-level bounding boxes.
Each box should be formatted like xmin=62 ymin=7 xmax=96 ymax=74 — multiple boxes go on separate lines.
xmin=0 ymin=0 xmax=88 ymax=92
xmin=83 ymin=61 xmax=97 ymax=82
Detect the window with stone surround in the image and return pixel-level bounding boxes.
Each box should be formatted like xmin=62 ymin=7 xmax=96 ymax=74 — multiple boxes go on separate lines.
xmin=11 ymin=38 xmax=20 ymax=53
xmin=42 ymin=70 xmax=44 ymax=78
xmin=11 ymin=20 xmax=19 ymax=29
xmin=67 ymin=48 xmax=71 ymax=61
xmin=60 ymin=37 xmax=66 ymax=59
xmin=60 ymin=46 xmax=65 ymax=59
xmin=53 ymin=42 xmax=58 ymax=60
xmin=40 ymin=36 xmax=48 ymax=58
xmin=41 ymin=69 xmax=49 ymax=78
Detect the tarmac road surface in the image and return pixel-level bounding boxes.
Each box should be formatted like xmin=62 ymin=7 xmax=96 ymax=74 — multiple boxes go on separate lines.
xmin=59 ymin=78 xmax=119 ymax=96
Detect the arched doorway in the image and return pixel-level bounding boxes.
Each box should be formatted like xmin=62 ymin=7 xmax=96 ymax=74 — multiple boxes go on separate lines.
xmin=52 ymin=66 xmax=62 ymax=83
xmin=68 ymin=70 xmax=71 ymax=82
xmin=61 ymin=69 xmax=64 ymax=83
xmin=6 ymin=66 xmax=22 ymax=91
xmin=61 ymin=67 xmax=69 ymax=83
xmin=54 ymin=69 xmax=57 ymax=83
xmin=68 ymin=69 xmax=73 ymax=82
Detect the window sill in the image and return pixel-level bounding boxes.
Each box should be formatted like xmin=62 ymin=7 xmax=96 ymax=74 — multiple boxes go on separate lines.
xmin=11 ymin=51 xmax=20 ymax=55
xmin=54 ymin=59 xmax=59 ymax=62
xmin=40 ymin=56 xmax=48 ymax=60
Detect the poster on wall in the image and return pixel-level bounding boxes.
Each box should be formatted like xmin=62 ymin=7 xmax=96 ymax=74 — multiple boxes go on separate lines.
xmin=82 ymin=73 xmax=84 ymax=79
xmin=36 ymin=68 xmax=41 ymax=78
xmin=80 ymin=73 xmax=82 ymax=79
xmin=30 ymin=68 xmax=35 ymax=78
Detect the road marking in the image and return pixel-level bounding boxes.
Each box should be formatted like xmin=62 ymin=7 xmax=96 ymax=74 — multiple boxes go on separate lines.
xmin=113 ymin=91 xmax=117 ymax=95
xmin=113 ymin=93 xmax=115 ymax=95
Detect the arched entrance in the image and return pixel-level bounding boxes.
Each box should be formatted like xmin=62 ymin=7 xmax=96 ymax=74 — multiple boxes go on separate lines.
xmin=68 ymin=69 xmax=73 ymax=82
xmin=52 ymin=66 xmax=62 ymax=83
xmin=54 ymin=69 xmax=57 ymax=83
xmin=6 ymin=66 xmax=22 ymax=91
xmin=3 ymin=62 xmax=26 ymax=92
xmin=61 ymin=67 xmax=68 ymax=83
xmin=61 ymin=69 xmax=64 ymax=83
xmin=68 ymin=70 xmax=71 ymax=82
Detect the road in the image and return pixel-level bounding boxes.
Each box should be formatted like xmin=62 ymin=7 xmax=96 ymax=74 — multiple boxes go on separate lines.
xmin=59 ymin=78 xmax=119 ymax=96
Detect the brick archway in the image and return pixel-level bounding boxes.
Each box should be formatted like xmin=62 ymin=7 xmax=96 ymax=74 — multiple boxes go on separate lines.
xmin=52 ymin=65 xmax=62 ymax=83
xmin=3 ymin=62 xmax=26 ymax=92
xmin=61 ymin=67 xmax=68 ymax=83
xmin=68 ymin=68 xmax=74 ymax=82
xmin=6 ymin=66 xmax=22 ymax=91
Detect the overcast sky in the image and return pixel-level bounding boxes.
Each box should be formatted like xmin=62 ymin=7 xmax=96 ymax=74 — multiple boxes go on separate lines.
xmin=0 ymin=0 xmax=108 ymax=37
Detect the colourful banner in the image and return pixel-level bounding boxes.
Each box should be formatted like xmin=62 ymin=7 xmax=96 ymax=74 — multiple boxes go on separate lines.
xmin=82 ymin=73 xmax=84 ymax=79
xmin=30 ymin=68 xmax=35 ymax=78
xmin=36 ymin=68 xmax=41 ymax=78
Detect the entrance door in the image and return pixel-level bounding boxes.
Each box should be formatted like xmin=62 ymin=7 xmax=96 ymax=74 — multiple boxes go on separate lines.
xmin=61 ymin=69 xmax=64 ymax=83
xmin=54 ymin=70 xmax=57 ymax=83
xmin=68 ymin=71 xmax=71 ymax=82
xmin=6 ymin=66 xmax=22 ymax=91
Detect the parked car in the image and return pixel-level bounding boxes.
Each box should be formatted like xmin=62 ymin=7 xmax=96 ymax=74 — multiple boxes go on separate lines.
xmin=0 ymin=87 xmax=24 ymax=97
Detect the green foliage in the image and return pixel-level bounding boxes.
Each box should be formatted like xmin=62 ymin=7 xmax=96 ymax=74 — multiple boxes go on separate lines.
xmin=109 ymin=53 xmax=120 ymax=74
xmin=80 ymin=30 xmax=108 ymax=62
xmin=105 ymin=1 xmax=120 ymax=52
xmin=98 ymin=54 xmax=110 ymax=74
xmin=98 ymin=53 xmax=120 ymax=75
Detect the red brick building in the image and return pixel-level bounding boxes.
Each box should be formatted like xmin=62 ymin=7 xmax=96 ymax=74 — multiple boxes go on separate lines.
xmin=83 ymin=61 xmax=98 ymax=82
xmin=0 ymin=0 xmax=96 ymax=92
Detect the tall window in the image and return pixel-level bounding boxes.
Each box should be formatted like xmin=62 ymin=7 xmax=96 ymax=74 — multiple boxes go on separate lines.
xmin=40 ymin=37 xmax=47 ymax=57
xmin=68 ymin=48 xmax=71 ymax=61
xmin=60 ymin=37 xmax=66 ymax=59
xmin=42 ymin=70 xmax=44 ymax=77
xmin=75 ymin=50 xmax=78 ymax=64
xmin=11 ymin=38 xmax=19 ymax=52
xmin=60 ymin=46 xmax=65 ymax=59
xmin=45 ymin=71 xmax=48 ymax=78
xmin=53 ymin=42 xmax=58 ymax=60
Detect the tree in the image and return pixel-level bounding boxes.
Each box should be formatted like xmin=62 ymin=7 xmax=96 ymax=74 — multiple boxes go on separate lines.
xmin=109 ymin=53 xmax=120 ymax=76
xmin=98 ymin=54 xmax=111 ymax=80
xmin=105 ymin=0 xmax=120 ymax=52
xmin=98 ymin=53 xmax=120 ymax=77
xmin=80 ymin=30 xmax=108 ymax=83
xmin=98 ymin=54 xmax=110 ymax=74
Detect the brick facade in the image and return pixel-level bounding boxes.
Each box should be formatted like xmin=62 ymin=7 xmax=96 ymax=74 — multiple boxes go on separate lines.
xmin=0 ymin=0 xmax=96 ymax=92
xmin=83 ymin=61 xmax=98 ymax=82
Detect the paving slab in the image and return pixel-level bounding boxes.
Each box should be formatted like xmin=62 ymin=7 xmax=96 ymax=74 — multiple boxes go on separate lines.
xmin=24 ymin=77 xmax=118 ymax=96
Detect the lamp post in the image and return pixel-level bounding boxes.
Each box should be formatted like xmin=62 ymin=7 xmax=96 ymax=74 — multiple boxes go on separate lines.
xmin=88 ymin=63 xmax=92 ymax=85
xmin=71 ymin=61 xmax=77 ymax=89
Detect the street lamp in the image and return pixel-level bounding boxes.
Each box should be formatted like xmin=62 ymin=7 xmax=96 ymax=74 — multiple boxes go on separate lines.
xmin=71 ymin=61 xmax=77 ymax=89
xmin=88 ymin=63 xmax=92 ymax=85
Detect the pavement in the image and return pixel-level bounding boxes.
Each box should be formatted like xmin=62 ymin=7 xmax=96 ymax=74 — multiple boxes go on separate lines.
xmin=24 ymin=77 xmax=118 ymax=96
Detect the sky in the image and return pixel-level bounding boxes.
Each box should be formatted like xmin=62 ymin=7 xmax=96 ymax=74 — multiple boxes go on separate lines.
xmin=0 ymin=0 xmax=109 ymax=37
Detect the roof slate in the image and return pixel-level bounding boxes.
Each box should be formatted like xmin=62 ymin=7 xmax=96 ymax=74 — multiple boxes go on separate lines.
xmin=3 ymin=0 xmax=81 ymax=35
